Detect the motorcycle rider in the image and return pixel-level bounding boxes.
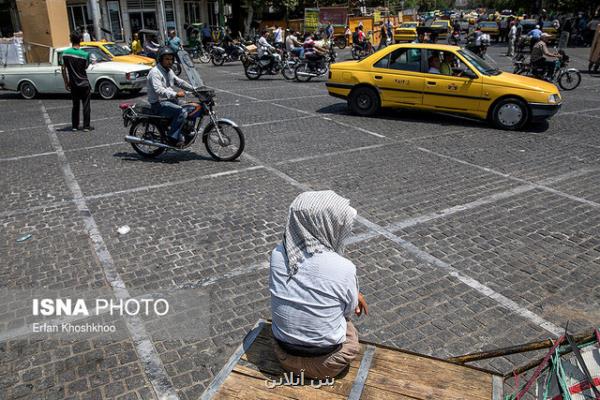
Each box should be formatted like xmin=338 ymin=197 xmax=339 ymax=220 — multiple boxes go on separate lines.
xmin=286 ymin=30 xmax=304 ymax=59
xmin=257 ymin=30 xmax=277 ymax=72
xmin=221 ymin=28 xmax=240 ymax=59
xmin=147 ymin=46 xmax=195 ymax=147
xmin=530 ymin=33 xmax=561 ymax=78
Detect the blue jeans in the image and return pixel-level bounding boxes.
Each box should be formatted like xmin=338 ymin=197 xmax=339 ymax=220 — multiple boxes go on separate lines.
xmin=291 ymin=47 xmax=304 ymax=59
xmin=150 ymin=100 xmax=185 ymax=142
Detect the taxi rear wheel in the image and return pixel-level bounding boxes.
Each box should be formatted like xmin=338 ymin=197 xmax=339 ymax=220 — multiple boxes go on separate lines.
xmin=349 ymin=87 xmax=380 ymax=117
xmin=491 ymin=98 xmax=529 ymax=131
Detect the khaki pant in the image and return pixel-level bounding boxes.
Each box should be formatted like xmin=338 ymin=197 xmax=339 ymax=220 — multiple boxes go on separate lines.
xmin=273 ymin=321 xmax=360 ymax=380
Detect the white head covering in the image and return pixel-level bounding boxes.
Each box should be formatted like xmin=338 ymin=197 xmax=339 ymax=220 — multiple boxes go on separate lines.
xmin=282 ymin=190 xmax=357 ymax=278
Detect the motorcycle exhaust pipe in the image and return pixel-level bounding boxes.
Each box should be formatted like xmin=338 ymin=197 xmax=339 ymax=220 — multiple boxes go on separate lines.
xmin=296 ymin=71 xmax=318 ymax=77
xmin=124 ymin=135 xmax=177 ymax=150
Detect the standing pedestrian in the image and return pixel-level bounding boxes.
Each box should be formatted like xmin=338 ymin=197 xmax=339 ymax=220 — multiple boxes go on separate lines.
xmin=507 ymin=21 xmax=517 ymax=57
xmin=273 ymin=25 xmax=284 ymax=50
xmin=378 ymin=23 xmax=388 ymax=50
xmin=61 ymin=32 xmax=93 ymax=132
xmin=82 ymin=28 xmax=91 ymax=42
xmin=131 ymin=33 xmax=142 ymax=55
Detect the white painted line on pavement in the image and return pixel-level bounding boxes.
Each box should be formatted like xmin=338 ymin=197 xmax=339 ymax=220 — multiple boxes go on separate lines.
xmin=560 ymin=106 xmax=600 ymax=115
xmin=241 ymin=115 xmax=312 ymax=127
xmin=0 ymin=201 xmax=73 ymax=220
xmin=86 ymin=165 xmax=265 ymax=200
xmin=275 ymin=143 xmax=389 ymax=165
xmin=217 ymin=94 xmax=329 ymax=107
xmin=0 ymin=151 xmax=57 ymax=162
xmin=242 ymin=150 xmax=563 ymax=337
xmin=418 ymin=146 xmax=600 ymax=209
xmin=40 ymin=102 xmax=181 ymax=400
xmin=212 ymin=86 xmax=388 ymax=139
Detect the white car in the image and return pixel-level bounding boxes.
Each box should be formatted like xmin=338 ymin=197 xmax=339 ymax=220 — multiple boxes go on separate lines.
xmin=0 ymin=46 xmax=151 ymax=99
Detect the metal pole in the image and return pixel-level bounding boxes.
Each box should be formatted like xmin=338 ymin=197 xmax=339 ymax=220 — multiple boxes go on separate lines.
xmin=158 ymin=0 xmax=167 ymax=43
xmin=88 ymin=0 xmax=102 ymax=40
xmin=218 ymin=0 xmax=225 ymax=26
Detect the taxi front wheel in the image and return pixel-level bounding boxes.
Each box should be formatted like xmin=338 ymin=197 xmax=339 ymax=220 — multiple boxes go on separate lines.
xmin=349 ymin=87 xmax=380 ymax=116
xmin=491 ymin=98 xmax=529 ymax=131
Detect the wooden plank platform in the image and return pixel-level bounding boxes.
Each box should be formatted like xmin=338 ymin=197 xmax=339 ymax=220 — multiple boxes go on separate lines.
xmin=202 ymin=320 xmax=503 ymax=400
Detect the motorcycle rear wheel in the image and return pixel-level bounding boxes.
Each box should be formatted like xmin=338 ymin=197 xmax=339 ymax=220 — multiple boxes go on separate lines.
xmin=558 ymin=70 xmax=581 ymax=91
xmin=129 ymin=120 xmax=166 ymax=158
xmin=336 ymin=38 xmax=347 ymax=49
xmin=295 ymin=63 xmax=312 ymax=82
xmin=204 ymin=121 xmax=245 ymax=161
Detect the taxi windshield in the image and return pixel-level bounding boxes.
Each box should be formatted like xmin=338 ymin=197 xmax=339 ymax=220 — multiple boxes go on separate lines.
xmin=81 ymin=47 xmax=110 ymax=62
xmin=458 ymin=49 xmax=500 ymax=75
xmin=104 ymin=43 xmax=130 ymax=56
xmin=480 ymin=22 xmax=497 ymax=27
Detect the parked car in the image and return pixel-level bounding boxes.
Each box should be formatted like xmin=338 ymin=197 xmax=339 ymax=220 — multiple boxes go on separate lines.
xmin=0 ymin=47 xmax=151 ymax=99
xmin=81 ymin=41 xmax=155 ymax=67
xmin=541 ymin=21 xmax=558 ymax=42
xmin=326 ymin=43 xmax=562 ymax=130
xmin=394 ymin=22 xmax=419 ymax=42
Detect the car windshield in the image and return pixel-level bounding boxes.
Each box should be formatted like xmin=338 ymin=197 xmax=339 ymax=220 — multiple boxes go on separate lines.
xmin=458 ymin=49 xmax=501 ymax=76
xmin=401 ymin=23 xmax=417 ymax=28
xmin=82 ymin=47 xmax=110 ymax=63
xmin=432 ymin=22 xmax=447 ymax=26
xmin=543 ymin=21 xmax=554 ymax=27
xmin=104 ymin=43 xmax=130 ymax=56
xmin=480 ymin=22 xmax=496 ymax=27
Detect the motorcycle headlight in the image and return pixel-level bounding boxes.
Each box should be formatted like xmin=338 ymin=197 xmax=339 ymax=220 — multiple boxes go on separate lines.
xmin=547 ymin=94 xmax=560 ymax=104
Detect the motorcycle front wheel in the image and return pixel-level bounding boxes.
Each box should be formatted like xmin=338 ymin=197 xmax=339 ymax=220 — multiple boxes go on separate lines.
xmin=204 ymin=121 xmax=245 ymax=161
xmin=129 ymin=120 xmax=166 ymax=158
xmin=244 ymin=63 xmax=261 ymax=80
xmin=282 ymin=62 xmax=296 ymax=80
xmin=336 ymin=38 xmax=347 ymax=49
xmin=172 ymin=62 xmax=182 ymax=76
xmin=212 ymin=53 xmax=225 ymax=66
xmin=558 ymin=70 xmax=581 ymax=91
xmin=199 ymin=51 xmax=211 ymax=63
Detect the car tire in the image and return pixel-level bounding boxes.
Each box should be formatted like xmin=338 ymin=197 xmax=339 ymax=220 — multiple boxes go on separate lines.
xmin=98 ymin=80 xmax=119 ymax=100
xmin=491 ymin=97 xmax=529 ymax=131
xmin=19 ymin=81 xmax=37 ymax=99
xmin=349 ymin=86 xmax=380 ymax=117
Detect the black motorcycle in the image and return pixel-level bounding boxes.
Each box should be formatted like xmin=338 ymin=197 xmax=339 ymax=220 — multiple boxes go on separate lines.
xmin=211 ymin=43 xmax=247 ymax=66
xmin=243 ymin=51 xmax=285 ymax=80
xmin=294 ymin=46 xmax=337 ymax=82
xmin=120 ymin=88 xmax=244 ymax=160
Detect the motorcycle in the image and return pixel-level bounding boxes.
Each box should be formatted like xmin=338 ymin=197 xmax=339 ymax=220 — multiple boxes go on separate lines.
xmin=188 ymin=42 xmax=212 ymax=64
xmin=120 ymin=87 xmax=245 ymax=160
xmin=243 ymin=50 xmax=285 ymax=80
xmin=281 ymin=51 xmax=300 ymax=81
xmin=513 ymin=51 xmax=581 ymax=91
xmin=351 ymin=40 xmax=374 ymax=60
xmin=466 ymin=33 xmax=490 ymax=58
xmin=211 ymin=43 xmax=248 ymax=66
xmin=450 ymin=30 xmax=461 ymax=45
xmin=333 ymin=35 xmax=347 ymax=49
xmin=294 ymin=46 xmax=337 ymax=82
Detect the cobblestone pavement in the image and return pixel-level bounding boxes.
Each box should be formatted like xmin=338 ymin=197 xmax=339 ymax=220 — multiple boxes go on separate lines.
xmin=1 ymin=44 xmax=599 ymax=399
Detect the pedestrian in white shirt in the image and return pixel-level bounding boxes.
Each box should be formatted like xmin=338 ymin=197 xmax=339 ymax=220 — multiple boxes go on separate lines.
xmin=273 ymin=25 xmax=284 ymax=49
xmin=507 ymin=21 xmax=517 ymax=57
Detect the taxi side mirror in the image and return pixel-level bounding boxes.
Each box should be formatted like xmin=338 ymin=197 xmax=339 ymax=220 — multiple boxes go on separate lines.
xmin=462 ymin=69 xmax=478 ymax=79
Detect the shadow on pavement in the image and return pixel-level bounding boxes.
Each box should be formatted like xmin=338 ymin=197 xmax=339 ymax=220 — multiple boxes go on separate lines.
xmin=113 ymin=150 xmax=218 ymax=164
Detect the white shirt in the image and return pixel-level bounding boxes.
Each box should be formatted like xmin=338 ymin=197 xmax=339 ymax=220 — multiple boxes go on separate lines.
xmin=509 ymin=25 xmax=517 ymax=38
xmin=258 ymin=36 xmax=274 ymax=58
xmin=274 ymin=28 xmax=283 ymax=43
xmin=83 ymin=32 xmax=91 ymax=42
xmin=285 ymin=34 xmax=297 ymax=52
xmin=270 ymin=244 xmax=359 ymax=347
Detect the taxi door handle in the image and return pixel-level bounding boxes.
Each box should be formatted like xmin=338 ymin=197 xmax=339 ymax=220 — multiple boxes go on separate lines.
xmin=374 ymin=75 xmax=382 ymax=80
xmin=426 ymin=81 xmax=437 ymax=85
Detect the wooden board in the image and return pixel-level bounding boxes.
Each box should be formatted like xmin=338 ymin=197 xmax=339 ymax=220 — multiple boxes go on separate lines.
xmin=205 ymin=320 xmax=502 ymax=400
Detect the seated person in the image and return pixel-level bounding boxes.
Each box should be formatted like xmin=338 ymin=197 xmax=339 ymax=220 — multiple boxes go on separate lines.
xmin=270 ymin=190 xmax=368 ymax=380
xmin=440 ymin=52 xmax=455 ymax=75
xmin=286 ymin=31 xmax=304 ymax=59
xmin=257 ymin=30 xmax=276 ymax=68
xmin=428 ymin=55 xmax=441 ymax=74
xmin=303 ymin=34 xmax=327 ymax=59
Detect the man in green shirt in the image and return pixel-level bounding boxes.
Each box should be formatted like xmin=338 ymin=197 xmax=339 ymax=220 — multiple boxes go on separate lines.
xmin=440 ymin=52 xmax=455 ymax=75
xmin=61 ymin=32 xmax=93 ymax=131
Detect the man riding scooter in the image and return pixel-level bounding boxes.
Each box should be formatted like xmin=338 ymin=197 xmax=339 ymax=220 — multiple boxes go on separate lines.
xmin=257 ymin=29 xmax=278 ymax=72
xmin=147 ymin=46 xmax=195 ymax=147
xmin=530 ymin=32 xmax=561 ymax=78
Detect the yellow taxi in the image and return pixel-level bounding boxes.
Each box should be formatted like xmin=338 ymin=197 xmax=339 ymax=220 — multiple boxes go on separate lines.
xmin=430 ymin=20 xmax=452 ymax=40
xmin=478 ymin=21 xmax=500 ymax=41
xmin=394 ymin=22 xmax=419 ymax=42
xmin=326 ymin=44 xmax=562 ymax=130
xmin=81 ymin=41 xmax=155 ymax=66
